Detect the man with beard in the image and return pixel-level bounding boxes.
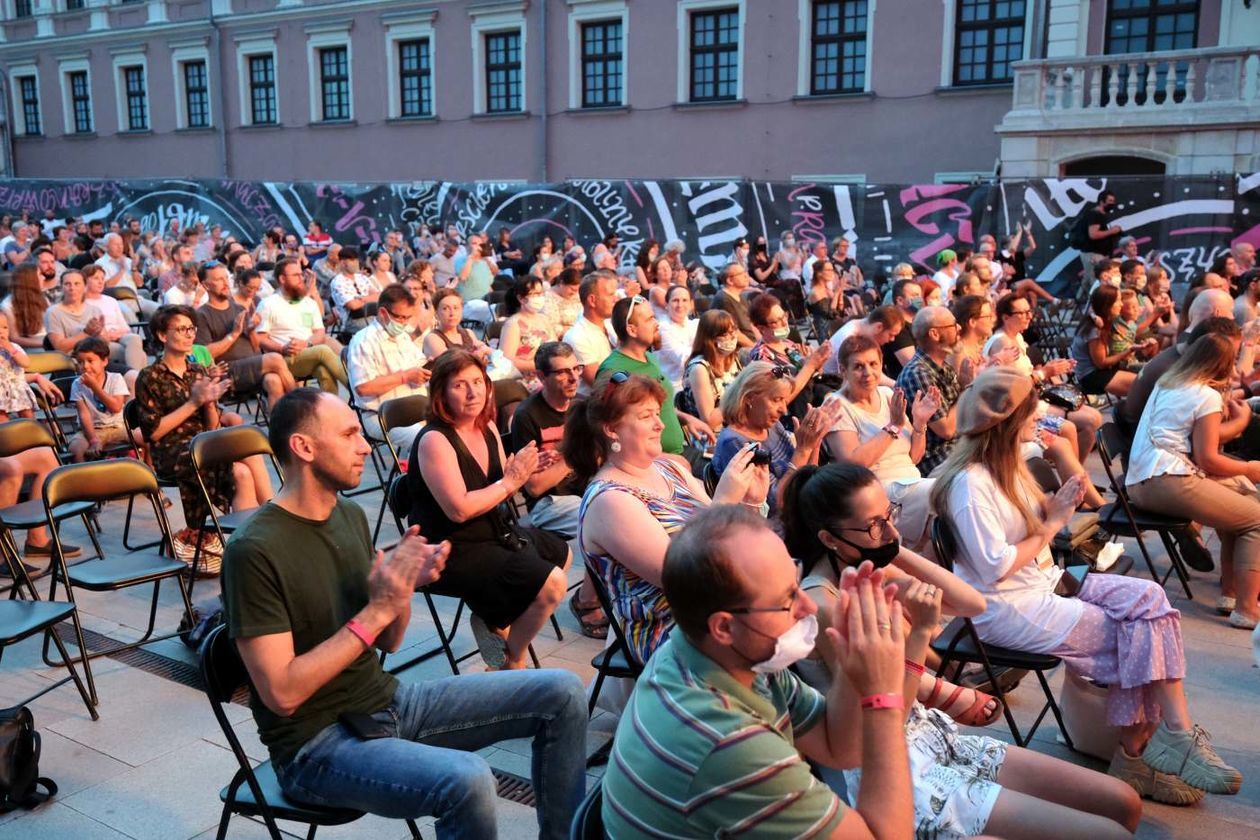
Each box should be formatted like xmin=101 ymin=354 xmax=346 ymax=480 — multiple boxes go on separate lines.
xmin=34 ymin=247 xmax=65 ymax=302
xmin=895 ymin=306 xmax=969 ymax=476
xmin=255 ymin=257 xmax=349 ymax=393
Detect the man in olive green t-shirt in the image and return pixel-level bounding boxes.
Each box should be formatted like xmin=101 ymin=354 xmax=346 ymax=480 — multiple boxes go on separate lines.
xmin=221 ymin=389 xmax=587 ymax=838
xmin=595 ymin=294 xmax=714 ymax=455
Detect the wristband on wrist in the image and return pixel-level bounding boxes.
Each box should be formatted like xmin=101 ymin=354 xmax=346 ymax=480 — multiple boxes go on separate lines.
xmin=345 ymin=618 xmax=378 ymax=649
xmin=903 ymin=659 xmax=925 ymax=676
xmin=860 ymin=693 xmax=905 ymax=711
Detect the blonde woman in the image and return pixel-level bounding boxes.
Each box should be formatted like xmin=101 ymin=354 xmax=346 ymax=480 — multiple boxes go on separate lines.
xmin=932 ymin=365 xmax=1241 ymax=803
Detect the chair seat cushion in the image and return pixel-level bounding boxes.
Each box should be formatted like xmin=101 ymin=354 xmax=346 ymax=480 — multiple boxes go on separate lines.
xmin=931 ymin=619 xmax=1063 ymax=670
xmin=67 ymin=552 xmax=187 ymax=589
xmin=213 ymin=508 xmax=258 ymax=532
xmin=590 ymin=644 xmax=642 ymax=678
xmin=222 ymin=761 xmax=363 ymax=824
xmin=1097 ymin=502 xmax=1191 ymax=533
xmin=0 ymin=499 xmax=96 ymax=529
xmin=0 ymin=600 xmax=76 ymax=645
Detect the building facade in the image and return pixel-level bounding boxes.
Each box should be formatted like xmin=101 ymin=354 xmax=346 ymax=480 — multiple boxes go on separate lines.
xmin=0 ymin=0 xmax=1256 ymax=183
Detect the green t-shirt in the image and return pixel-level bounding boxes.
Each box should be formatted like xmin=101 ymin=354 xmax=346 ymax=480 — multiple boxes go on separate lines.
xmin=221 ymin=499 xmax=398 ymax=765
xmin=596 ymin=349 xmax=685 ymax=455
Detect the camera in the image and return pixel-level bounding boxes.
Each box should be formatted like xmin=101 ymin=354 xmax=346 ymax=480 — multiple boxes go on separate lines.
xmin=751 ymin=448 xmax=773 ymax=467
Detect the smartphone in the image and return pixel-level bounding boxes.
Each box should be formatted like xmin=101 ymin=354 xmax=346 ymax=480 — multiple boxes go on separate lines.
xmin=339 ymin=711 xmax=392 ymax=740
xmin=1058 ymin=564 xmax=1090 ymax=598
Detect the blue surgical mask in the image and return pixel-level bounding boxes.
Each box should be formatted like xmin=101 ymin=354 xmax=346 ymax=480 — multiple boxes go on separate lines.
xmin=907 ymin=297 xmax=924 ymax=311
xmin=384 ymin=318 xmax=408 ymax=338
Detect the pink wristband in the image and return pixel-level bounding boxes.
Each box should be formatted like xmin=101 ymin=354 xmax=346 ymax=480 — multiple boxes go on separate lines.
xmin=345 ymin=618 xmax=377 ymax=649
xmin=860 ymin=693 xmax=905 ymax=711
xmin=903 ymin=659 xmax=925 ymax=676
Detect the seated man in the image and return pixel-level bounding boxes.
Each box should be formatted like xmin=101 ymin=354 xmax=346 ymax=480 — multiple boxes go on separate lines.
xmin=222 ymin=389 xmax=586 ymax=838
xmin=329 ymin=248 xmax=382 ymax=336
xmin=346 ymin=284 xmax=430 ymax=454
xmin=255 ymin=257 xmax=349 ymax=394
xmin=194 ymin=262 xmax=296 ymax=409
xmin=603 ymin=505 xmax=912 ymax=838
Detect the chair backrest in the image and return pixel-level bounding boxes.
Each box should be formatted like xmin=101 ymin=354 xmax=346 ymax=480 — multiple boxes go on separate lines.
xmin=1025 ymin=456 xmax=1061 ymax=493
xmin=379 ymin=394 xmax=430 ymax=437
xmin=583 ymin=555 xmax=646 ymax=672
xmin=1097 ymin=422 xmax=1133 ymax=476
xmin=485 ymin=319 xmax=505 ymax=344
xmin=929 ymin=517 xmax=959 ymax=574
xmin=0 ymin=417 xmax=58 ymax=458
xmin=44 ymin=458 xmax=160 ymax=508
xmin=191 ymin=425 xmax=274 ymax=471
xmin=569 ymin=782 xmax=604 ymax=840
xmin=23 ymin=351 xmax=76 ymax=376
xmin=386 ymin=473 xmax=413 ymax=533
xmin=200 ymin=622 xmax=247 ymax=704
xmin=702 ymin=460 xmax=718 ymax=497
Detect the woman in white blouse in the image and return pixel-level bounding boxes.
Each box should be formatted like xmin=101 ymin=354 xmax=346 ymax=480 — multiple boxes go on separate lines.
xmin=824 ymin=334 xmax=940 ymax=550
xmin=653 ymin=285 xmax=697 ymax=389
xmin=931 ymin=365 xmax=1242 ymax=803
xmin=1126 ymin=332 xmax=1260 ymax=629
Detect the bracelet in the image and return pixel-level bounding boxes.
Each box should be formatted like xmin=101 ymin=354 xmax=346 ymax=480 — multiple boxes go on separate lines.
xmin=345 ymin=618 xmax=377 ymax=649
xmin=911 ymin=426 xmax=926 ymax=436
xmin=859 ymin=693 xmax=905 ymax=711
xmin=903 ymin=659 xmax=925 ymax=676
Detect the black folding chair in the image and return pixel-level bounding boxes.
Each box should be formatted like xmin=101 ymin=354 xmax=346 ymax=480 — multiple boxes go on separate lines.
xmin=24 ymin=351 xmax=79 ymax=452
xmin=582 ymin=559 xmax=643 ymax=716
xmin=342 ymin=347 xmax=388 ymax=498
xmin=121 ymin=399 xmax=182 ymax=551
xmin=370 ymin=393 xmax=429 ymax=544
xmin=929 ymin=518 xmax=1074 ymax=750
xmin=39 ymin=459 xmax=196 ymax=704
xmin=199 ymin=625 xmax=422 ymax=840
xmin=569 ymin=782 xmax=604 ymax=840
xmin=1095 ymin=423 xmax=1194 ymax=598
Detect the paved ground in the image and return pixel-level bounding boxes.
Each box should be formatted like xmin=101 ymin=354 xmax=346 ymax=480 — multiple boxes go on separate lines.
xmin=0 ymin=456 xmax=1256 ymax=839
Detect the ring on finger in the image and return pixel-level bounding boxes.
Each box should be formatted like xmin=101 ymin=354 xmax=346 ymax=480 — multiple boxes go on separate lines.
xmin=877 ymin=622 xmax=892 ymax=631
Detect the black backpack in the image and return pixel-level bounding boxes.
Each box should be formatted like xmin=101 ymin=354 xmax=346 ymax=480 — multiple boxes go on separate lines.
xmin=0 ymin=706 xmax=57 ymax=813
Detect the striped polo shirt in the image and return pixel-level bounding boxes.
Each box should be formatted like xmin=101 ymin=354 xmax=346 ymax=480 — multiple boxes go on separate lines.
xmin=602 ymin=633 xmax=845 ymax=838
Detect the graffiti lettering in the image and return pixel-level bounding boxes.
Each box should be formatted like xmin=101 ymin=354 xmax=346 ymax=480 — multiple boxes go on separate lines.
xmin=1023 ymin=178 xmax=1107 ymax=231
xmin=681 ymin=181 xmax=748 ymax=270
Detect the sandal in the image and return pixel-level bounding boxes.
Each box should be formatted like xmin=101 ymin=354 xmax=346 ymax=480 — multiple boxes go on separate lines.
xmin=922 ymin=675 xmax=1004 ymax=727
xmin=470 ymin=614 xmax=508 ymax=670
xmin=569 ymin=592 xmax=609 ymax=639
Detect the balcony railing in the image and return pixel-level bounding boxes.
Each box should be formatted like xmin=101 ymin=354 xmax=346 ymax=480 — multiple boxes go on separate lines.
xmin=1002 ymin=46 xmax=1260 ymax=130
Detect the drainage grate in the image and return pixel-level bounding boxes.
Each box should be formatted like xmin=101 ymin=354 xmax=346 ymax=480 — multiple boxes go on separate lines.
xmin=54 ymin=623 xmax=540 ymax=806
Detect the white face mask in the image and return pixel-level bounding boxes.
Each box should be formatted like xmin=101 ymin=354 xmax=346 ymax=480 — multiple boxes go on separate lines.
xmin=716 ymin=337 xmax=738 ymax=354
xmin=522 ymin=295 xmax=546 ymax=314
xmin=772 ymin=326 xmax=792 ymax=340
xmin=748 ymin=614 xmax=818 ymax=674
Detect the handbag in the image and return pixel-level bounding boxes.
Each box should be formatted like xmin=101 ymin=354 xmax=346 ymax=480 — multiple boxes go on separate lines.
xmin=0 ymin=706 xmax=57 ymax=813
xmin=1040 ymin=381 xmax=1085 ymax=412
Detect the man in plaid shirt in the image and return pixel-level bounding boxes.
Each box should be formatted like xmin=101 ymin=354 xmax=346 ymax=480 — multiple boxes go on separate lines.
xmin=895 ymin=306 xmax=970 ymax=476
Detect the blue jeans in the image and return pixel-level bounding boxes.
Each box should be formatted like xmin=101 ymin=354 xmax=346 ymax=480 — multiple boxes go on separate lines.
xmin=274 ymin=670 xmax=587 ymax=840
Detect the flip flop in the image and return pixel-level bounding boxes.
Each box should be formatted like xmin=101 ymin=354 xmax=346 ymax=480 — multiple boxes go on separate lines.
xmin=568 ymin=592 xmax=609 ymax=639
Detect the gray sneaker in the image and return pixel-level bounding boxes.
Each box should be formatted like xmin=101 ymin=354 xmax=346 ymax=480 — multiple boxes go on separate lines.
xmin=1142 ymin=722 xmax=1242 ymax=795
xmin=1109 ymin=746 xmax=1204 ymax=806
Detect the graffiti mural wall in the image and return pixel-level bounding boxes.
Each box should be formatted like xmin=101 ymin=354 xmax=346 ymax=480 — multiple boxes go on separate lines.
xmin=1 ymin=175 xmax=1255 ymax=290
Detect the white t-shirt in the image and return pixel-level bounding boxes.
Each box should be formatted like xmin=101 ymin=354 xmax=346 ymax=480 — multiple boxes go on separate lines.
xmin=824 ymin=320 xmax=860 ymax=375
xmin=86 ymin=293 xmax=132 ymax=336
xmin=563 ymin=316 xmax=615 ymax=397
xmin=656 ymin=317 xmax=698 ymax=389
xmin=163 ymin=285 xmax=208 ymax=308
xmin=933 ymin=268 xmax=959 ymax=298
xmin=95 ymin=255 xmax=137 ymax=291
xmin=1127 ymin=382 xmax=1222 ymax=485
xmin=1 ymin=297 xmax=46 ymax=340
xmin=70 ymin=371 xmax=129 ymax=430
xmin=828 ymin=386 xmax=921 ymax=484
xmin=256 ymin=294 xmax=324 ymax=344
xmin=983 ymin=331 xmax=1035 ymax=377
xmin=944 ymin=463 xmax=1081 ymax=652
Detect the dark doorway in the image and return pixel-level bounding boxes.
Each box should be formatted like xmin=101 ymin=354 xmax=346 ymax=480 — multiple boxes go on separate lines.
xmin=1061 ymin=156 xmax=1167 ymax=177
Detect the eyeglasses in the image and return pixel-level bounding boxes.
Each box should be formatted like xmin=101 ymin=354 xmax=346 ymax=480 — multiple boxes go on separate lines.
xmin=832 ymin=502 xmax=902 ymax=542
xmin=1009 ymin=308 xmax=1033 ymax=317
xmin=545 ymin=364 xmax=584 ymax=379
xmin=168 ymin=325 xmax=198 ymax=336
xmin=725 ymin=585 xmax=805 ymax=615
xmin=933 ymin=321 xmax=959 ymax=331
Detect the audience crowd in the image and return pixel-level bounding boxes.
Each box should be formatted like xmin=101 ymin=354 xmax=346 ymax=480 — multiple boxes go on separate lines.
xmin=0 ymin=201 xmax=1256 ymax=838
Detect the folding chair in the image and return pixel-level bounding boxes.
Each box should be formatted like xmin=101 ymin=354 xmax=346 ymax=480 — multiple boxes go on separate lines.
xmin=0 ymin=540 xmax=97 ymax=721
xmin=1095 ymin=423 xmax=1194 ymax=598
xmin=121 ymin=399 xmax=181 ymax=551
xmin=24 ymin=351 xmax=78 ymax=452
xmin=188 ymin=425 xmax=282 ymax=597
xmin=929 ymin=518 xmax=1074 ymax=750
xmin=199 ymin=625 xmax=422 ymax=840
xmin=582 ymin=558 xmax=642 ymax=716
xmin=569 ymin=782 xmax=604 ymax=840
xmin=102 ymin=286 xmax=149 ymax=336
xmin=0 ymin=419 xmax=104 ymax=576
xmin=342 ymin=347 xmax=388 ymax=498
xmin=370 ymin=393 xmax=429 ymax=544
xmin=39 ymin=459 xmax=196 ymax=703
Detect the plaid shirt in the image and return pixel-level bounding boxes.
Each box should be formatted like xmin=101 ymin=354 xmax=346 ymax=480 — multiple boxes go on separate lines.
xmin=896 ymin=349 xmax=961 ymax=476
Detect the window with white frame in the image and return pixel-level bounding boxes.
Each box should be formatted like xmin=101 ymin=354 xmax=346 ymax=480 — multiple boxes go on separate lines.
xmin=485 ymin=30 xmax=523 ymax=113
xmin=580 ymin=20 xmax=623 ymax=107
xmin=121 ymin=65 xmax=148 ymax=130
xmin=398 ymin=40 xmax=432 ymax=117
xmin=183 ymin=61 xmax=209 ymax=128
xmin=67 ymin=69 xmax=93 ymax=134
xmin=469 ymin=2 xmax=527 ymax=115
xmin=248 ymin=55 xmax=278 ymax=124
xmin=318 ymin=46 xmax=351 ymax=121
xmin=952 ymin=0 xmax=1025 ymax=85
xmin=689 ymin=6 xmax=740 ymax=102
xmin=306 ymin=23 xmax=353 ymax=123
xmin=15 ymin=0 xmax=33 ymax=17
xmin=17 ymin=75 xmax=41 ymax=136
xmin=810 ymin=1 xmax=868 ymax=95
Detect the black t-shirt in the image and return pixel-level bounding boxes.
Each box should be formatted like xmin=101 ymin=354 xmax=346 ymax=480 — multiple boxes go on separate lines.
xmin=882 ymin=320 xmax=916 ymax=379
xmin=509 ymin=391 xmax=585 ymax=506
xmin=998 ymin=250 xmax=1026 ymax=282
xmin=714 ymin=289 xmax=757 ymax=341
xmin=195 ymin=301 xmax=255 ymax=363
xmin=1072 ymin=208 xmax=1117 ymax=256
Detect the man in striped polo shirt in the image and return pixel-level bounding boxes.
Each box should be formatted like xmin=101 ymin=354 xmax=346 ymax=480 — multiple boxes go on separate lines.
xmin=602 ymin=505 xmax=912 ymax=838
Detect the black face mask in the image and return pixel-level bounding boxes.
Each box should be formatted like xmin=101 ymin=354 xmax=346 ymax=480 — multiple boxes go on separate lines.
xmin=829 ymin=531 xmax=901 ymax=569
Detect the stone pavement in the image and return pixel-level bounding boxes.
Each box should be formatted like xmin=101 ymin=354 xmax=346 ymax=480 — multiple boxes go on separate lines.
xmin=0 ymin=462 xmax=1256 ymax=839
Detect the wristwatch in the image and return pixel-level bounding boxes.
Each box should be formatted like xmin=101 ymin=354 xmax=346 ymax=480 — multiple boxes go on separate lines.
xmin=881 ymin=423 xmax=901 ymax=439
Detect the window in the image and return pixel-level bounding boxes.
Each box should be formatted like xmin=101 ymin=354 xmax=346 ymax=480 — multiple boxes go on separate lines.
xmin=581 ymin=20 xmax=623 ymax=107
xmin=14 ymin=0 xmax=32 ymax=17
xmin=248 ymin=55 xmax=277 ymax=125
xmin=1106 ymin=0 xmax=1198 ymax=54
xmin=66 ymin=0 xmax=85 ymax=9
xmin=485 ymin=31 xmax=522 ymax=113
xmin=810 ymin=1 xmax=867 ymax=95
xmin=953 ymin=0 xmax=1025 ymax=86
xmin=689 ymin=7 xmax=739 ymax=102
xmin=121 ymin=65 xmax=147 ymax=130
xmin=318 ymin=46 xmax=350 ymax=121
xmin=183 ymin=61 xmax=209 ymax=128
xmin=398 ymin=39 xmax=432 ymax=117
xmin=17 ymin=76 xmax=40 ymax=136
xmin=69 ymin=70 xmax=92 ymax=133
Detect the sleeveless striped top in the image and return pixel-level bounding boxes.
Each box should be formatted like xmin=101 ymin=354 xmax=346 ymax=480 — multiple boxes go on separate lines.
xmin=577 ymin=458 xmax=706 ymax=666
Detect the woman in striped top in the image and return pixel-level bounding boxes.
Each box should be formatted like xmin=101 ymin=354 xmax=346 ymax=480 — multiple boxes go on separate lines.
xmin=564 ymin=372 xmax=769 ymax=666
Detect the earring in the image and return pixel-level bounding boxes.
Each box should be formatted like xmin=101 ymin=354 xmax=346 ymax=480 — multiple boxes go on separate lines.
xmin=609 ymin=440 xmax=622 ymax=453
